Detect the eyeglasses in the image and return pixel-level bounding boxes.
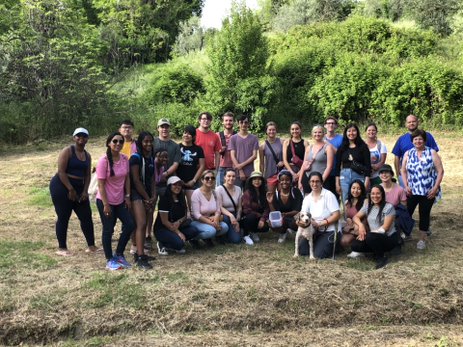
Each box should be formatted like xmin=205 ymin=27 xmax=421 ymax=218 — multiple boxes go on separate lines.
xmin=309 ymin=180 xmax=321 ymax=184
xmin=203 ymin=176 xmax=215 ymax=181
xmin=112 ymin=139 xmax=124 ymax=145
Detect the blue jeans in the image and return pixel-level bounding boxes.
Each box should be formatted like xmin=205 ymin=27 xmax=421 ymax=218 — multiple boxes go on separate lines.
xmin=191 ymin=220 xmax=228 ymax=239
xmin=222 ymin=215 xmax=242 ymax=244
xmin=155 ymin=225 xmax=200 ymax=250
xmin=96 ymin=199 xmax=135 ymax=260
xmin=340 ymin=168 xmax=365 ymax=203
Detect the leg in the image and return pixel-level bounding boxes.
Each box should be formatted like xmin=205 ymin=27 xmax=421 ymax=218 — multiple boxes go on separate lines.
xmin=313 ymin=232 xmax=339 ymax=259
xmin=96 ymin=199 xmax=118 ymax=260
xmin=340 ymin=233 xmax=356 ymax=249
xmin=73 ymin=199 xmax=95 ymax=247
xmin=50 ymin=175 xmax=73 ymax=250
xmin=191 ymin=221 xmax=217 ymax=240
xmin=155 ymin=227 xmax=185 ymax=251
xmin=417 ymin=195 xmax=435 ymax=245
xmin=240 ymin=214 xmax=259 ymax=237
xmin=114 ymin=203 xmax=135 ymax=257
xmin=223 ymin=215 xmax=242 ymax=244
xmin=339 ymin=169 xmax=352 ymax=204
xmin=132 ymin=200 xmax=147 ymax=256
xmin=216 ymin=221 xmax=229 ymax=237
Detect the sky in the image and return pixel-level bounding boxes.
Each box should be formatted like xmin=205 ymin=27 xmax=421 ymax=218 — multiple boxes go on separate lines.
xmin=201 ymin=0 xmax=260 ymax=29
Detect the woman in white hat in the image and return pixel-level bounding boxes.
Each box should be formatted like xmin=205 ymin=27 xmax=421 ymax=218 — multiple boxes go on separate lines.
xmin=49 ymin=127 xmax=97 ymax=256
xmin=154 ymin=176 xmax=200 ymax=255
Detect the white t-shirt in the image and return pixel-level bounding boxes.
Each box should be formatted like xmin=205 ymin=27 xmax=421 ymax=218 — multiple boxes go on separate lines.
xmin=369 ymin=140 xmax=387 ymax=178
xmin=301 ymin=188 xmax=340 ymax=232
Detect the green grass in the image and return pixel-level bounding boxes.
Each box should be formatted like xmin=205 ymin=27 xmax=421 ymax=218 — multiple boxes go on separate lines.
xmin=84 ymin=273 xmax=146 ymax=309
xmin=28 ymin=187 xmax=52 ymax=208
xmin=0 ymin=241 xmax=57 ymax=272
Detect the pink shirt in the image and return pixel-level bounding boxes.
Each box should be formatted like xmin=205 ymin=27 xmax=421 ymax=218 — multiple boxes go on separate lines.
xmin=196 ymin=129 xmax=221 ymax=170
xmin=218 ymin=132 xmax=234 ymax=168
xmin=383 ymin=183 xmax=407 ymax=207
xmin=191 ymin=189 xmax=221 ymax=220
xmin=96 ymin=154 xmax=129 ymax=205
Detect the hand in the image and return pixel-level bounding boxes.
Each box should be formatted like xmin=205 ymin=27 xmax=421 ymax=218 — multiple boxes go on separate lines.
xmin=356 ymin=224 xmax=366 ymax=241
xmin=125 ymin=197 xmax=131 ymax=210
xmin=266 ymin=192 xmax=274 ymax=204
xmin=239 ymin=170 xmax=246 ymax=182
xmin=185 ymin=180 xmax=195 ymax=188
xmin=80 ymin=192 xmax=88 ymax=202
xmin=177 ymin=231 xmax=186 ymax=242
xmin=336 ymin=183 xmax=342 ymax=195
xmin=427 ymin=187 xmax=438 ymax=199
xmin=404 ymin=185 xmax=412 ymax=196
xmin=68 ymin=189 xmax=77 ymax=201
xmin=172 ymin=221 xmax=180 ymax=230
xmin=103 ymin=204 xmax=111 ymax=218
xmin=311 ymin=219 xmax=322 ymax=229
xmin=277 ymin=161 xmax=284 ymax=169
xmin=257 ymin=219 xmax=265 ymax=229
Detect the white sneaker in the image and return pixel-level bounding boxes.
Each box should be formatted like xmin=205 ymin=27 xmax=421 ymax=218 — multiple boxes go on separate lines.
xmin=251 ymin=233 xmax=260 ymax=242
xmin=157 ymin=242 xmax=169 ymax=256
xmin=347 ymin=251 xmax=364 ymax=259
xmin=243 ymin=235 xmax=254 ymax=246
xmin=278 ymin=231 xmax=288 ymax=243
xmin=175 ymin=248 xmax=186 ymax=254
xmin=417 ymin=240 xmax=426 ymax=250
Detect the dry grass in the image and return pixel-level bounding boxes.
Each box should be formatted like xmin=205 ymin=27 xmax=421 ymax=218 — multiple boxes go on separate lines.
xmin=1 ymin=133 xmax=463 ymax=346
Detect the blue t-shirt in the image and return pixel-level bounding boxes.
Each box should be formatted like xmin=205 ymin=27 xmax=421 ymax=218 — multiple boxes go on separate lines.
xmin=392 ymin=132 xmax=439 ymax=167
xmin=325 ymin=134 xmax=343 ymax=177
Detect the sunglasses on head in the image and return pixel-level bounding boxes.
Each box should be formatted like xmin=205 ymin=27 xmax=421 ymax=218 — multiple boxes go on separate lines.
xmin=112 ymin=139 xmax=124 ymax=145
xmin=203 ymin=176 xmax=215 ymax=181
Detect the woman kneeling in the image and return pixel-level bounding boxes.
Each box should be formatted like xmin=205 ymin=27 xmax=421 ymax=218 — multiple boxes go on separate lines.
xmin=352 ymin=185 xmax=400 ymax=269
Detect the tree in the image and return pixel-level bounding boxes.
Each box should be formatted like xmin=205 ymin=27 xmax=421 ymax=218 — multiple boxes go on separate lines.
xmin=171 ymin=15 xmax=205 ymax=56
xmin=407 ymin=0 xmax=461 ymax=36
xmin=206 ymin=2 xmax=274 ymax=129
xmin=272 ymin=0 xmax=355 ymax=32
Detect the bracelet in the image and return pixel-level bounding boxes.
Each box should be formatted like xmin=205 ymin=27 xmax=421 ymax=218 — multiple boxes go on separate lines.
xmin=125 ymin=194 xmax=130 ymax=198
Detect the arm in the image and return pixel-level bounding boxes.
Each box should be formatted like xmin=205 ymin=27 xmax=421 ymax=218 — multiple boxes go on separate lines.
xmin=282 ymin=140 xmax=292 ymax=172
xmin=394 ymin=156 xmax=401 ymax=179
xmin=159 ymin=211 xmax=182 ymax=236
xmin=428 ymin=150 xmax=444 ymax=199
xmin=57 ymin=147 xmax=77 ymax=201
xmin=259 ymin=143 xmax=265 ymax=173
xmin=81 ymin=152 xmax=92 ymax=200
xmin=401 ymin=152 xmax=410 ymax=195
xmin=124 ymin=170 xmax=131 ymax=209
xmin=131 ymin=164 xmax=150 ymax=201
xmin=353 ymin=209 xmax=367 ymax=241
xmin=323 ymin=144 xmax=334 ymax=183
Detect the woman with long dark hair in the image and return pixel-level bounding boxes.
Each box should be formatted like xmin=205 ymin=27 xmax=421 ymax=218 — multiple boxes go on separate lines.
xmin=129 ymin=131 xmax=156 ymax=269
xmin=282 ymin=121 xmax=309 ymax=184
xmin=49 ymin=127 xmax=97 ymax=256
xmin=96 ymin=132 xmax=135 ymax=270
xmin=352 ymin=185 xmax=400 ymax=269
xmin=340 ymin=179 xmax=367 ymax=256
xmin=240 ymin=171 xmax=270 ymax=245
xmin=335 ymin=123 xmax=371 ymax=203
xmin=154 ymin=176 xmax=200 ymax=255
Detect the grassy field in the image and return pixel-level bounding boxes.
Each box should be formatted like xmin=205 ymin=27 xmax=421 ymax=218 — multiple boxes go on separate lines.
xmin=1 ymin=132 xmax=463 ymax=346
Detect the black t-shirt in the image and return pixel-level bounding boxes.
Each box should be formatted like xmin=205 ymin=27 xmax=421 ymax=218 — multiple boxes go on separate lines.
xmin=154 ymin=193 xmax=187 ymax=229
xmin=177 ymin=143 xmax=204 ymax=182
xmin=129 ymin=153 xmax=154 ymax=197
xmin=273 ymin=188 xmax=303 ymax=213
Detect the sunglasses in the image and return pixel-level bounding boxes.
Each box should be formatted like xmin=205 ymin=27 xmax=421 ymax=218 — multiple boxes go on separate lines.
xmin=203 ymin=176 xmax=215 ymax=181
xmin=112 ymin=139 xmax=124 ymax=145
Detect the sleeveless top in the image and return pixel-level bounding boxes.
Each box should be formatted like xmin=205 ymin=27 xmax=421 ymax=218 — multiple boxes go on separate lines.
xmin=66 ymin=145 xmax=89 ymax=178
xmin=406 ymin=146 xmax=438 ymax=196
xmin=286 ymin=139 xmax=305 ymax=163
xmin=304 ymin=143 xmax=327 ymax=176
xmin=263 ymin=138 xmax=283 ymax=178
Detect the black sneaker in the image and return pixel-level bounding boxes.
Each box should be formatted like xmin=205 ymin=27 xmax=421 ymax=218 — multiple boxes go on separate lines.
xmin=375 ymin=256 xmax=388 ymax=269
xmin=204 ymin=239 xmax=215 ymax=248
xmin=135 ymin=255 xmax=153 ymax=270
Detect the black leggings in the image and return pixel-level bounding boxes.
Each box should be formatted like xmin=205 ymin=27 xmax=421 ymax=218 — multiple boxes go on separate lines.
xmin=351 ymin=232 xmax=399 ymax=259
xmin=240 ymin=213 xmax=269 ymax=236
xmin=49 ymin=175 xmax=95 ymax=249
xmin=407 ymin=194 xmax=435 ymax=232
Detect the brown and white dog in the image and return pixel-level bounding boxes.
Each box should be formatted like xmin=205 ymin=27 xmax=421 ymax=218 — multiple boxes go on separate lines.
xmin=294 ymin=212 xmax=316 ymax=259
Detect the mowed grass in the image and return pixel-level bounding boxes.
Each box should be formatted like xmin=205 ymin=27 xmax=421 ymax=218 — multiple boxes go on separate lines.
xmin=0 ymin=132 xmax=463 ymax=346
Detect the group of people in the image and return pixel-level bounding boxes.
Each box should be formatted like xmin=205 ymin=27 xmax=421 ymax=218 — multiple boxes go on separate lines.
xmin=49 ymin=113 xmax=443 ymax=270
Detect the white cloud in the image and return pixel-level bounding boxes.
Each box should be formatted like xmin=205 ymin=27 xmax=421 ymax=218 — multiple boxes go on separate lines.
xmin=201 ymin=0 xmax=260 ymax=29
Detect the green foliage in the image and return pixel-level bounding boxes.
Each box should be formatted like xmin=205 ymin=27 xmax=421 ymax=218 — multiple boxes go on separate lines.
xmin=357 ymin=0 xmax=405 ymax=22
xmin=28 ymin=187 xmax=53 ymax=208
xmin=272 ymin=0 xmax=355 ymax=32
xmin=143 ymin=64 xmax=205 ymax=106
xmin=0 ymin=0 xmax=113 ymax=142
xmin=371 ymin=58 xmax=463 ymax=125
xmin=206 ymin=2 xmax=271 ymax=130
xmin=171 ymin=15 xmax=205 ymax=57
xmin=407 ymin=0 xmax=461 ymax=36
xmin=309 ymin=53 xmax=388 ymax=122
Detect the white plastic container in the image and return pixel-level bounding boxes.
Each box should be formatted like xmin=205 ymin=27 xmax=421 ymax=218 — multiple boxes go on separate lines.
xmin=269 ymin=211 xmax=283 ymax=228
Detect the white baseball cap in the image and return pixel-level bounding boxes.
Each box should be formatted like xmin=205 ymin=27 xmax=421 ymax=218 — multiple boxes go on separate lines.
xmin=167 ymin=176 xmax=183 ymax=186
xmin=72 ymin=127 xmax=89 ymax=137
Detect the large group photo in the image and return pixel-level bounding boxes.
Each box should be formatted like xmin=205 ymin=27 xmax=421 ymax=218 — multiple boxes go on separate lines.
xmin=1 ymin=0 xmax=463 ymax=345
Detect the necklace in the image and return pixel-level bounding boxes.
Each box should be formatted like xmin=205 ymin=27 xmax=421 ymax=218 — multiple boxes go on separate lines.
xmin=280 ymin=191 xmax=290 ymax=197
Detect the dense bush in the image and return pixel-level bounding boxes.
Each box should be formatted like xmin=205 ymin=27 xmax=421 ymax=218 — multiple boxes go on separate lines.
xmin=371 ymin=58 xmax=463 ymax=125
